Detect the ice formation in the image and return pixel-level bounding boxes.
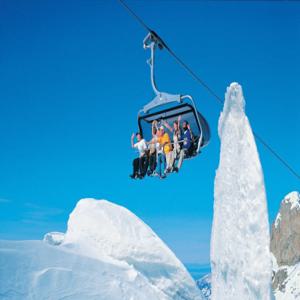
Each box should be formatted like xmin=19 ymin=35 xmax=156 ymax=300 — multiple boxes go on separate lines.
xmin=0 ymin=199 xmax=204 ymax=300
xmin=210 ymin=82 xmax=272 ymax=299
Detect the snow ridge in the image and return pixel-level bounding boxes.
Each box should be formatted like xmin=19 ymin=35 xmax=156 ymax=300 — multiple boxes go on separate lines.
xmin=0 ymin=199 xmax=204 ymax=300
xmin=211 ymin=82 xmax=272 ymax=300
xmin=63 ymin=199 xmax=203 ymax=300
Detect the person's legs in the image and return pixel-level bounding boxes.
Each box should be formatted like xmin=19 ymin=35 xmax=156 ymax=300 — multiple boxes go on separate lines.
xmin=149 ymin=153 xmax=156 ymax=173
xmin=172 ymin=148 xmax=178 ymax=168
xmin=139 ymin=156 xmax=148 ymax=177
xmin=187 ymin=145 xmax=194 ymax=157
xmin=161 ymin=154 xmax=166 ymax=176
xmin=131 ymin=158 xmax=139 ymax=178
xmin=156 ymin=153 xmax=162 ymax=176
xmin=150 ymin=154 xmax=155 ymax=172
xmin=144 ymin=156 xmax=149 ymax=175
xmin=170 ymin=151 xmax=175 ymax=169
xmin=165 ymin=152 xmax=170 ymax=170
xmin=176 ymin=149 xmax=185 ymax=170
xmin=166 ymin=151 xmax=174 ymax=171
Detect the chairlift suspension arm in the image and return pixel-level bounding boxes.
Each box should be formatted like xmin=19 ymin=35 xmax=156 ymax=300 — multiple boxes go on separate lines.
xmin=143 ymin=32 xmax=165 ymax=97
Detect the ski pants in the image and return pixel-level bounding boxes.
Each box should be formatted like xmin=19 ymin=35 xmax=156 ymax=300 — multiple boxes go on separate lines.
xmin=165 ymin=151 xmax=174 ymax=171
xmin=174 ymin=149 xmax=184 ymax=170
xmin=156 ymin=153 xmax=166 ymax=176
xmin=133 ymin=156 xmax=147 ymax=176
xmin=149 ymin=152 xmax=157 ymax=173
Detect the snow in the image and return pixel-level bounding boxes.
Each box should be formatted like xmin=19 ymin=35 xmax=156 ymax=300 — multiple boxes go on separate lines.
xmin=210 ymin=82 xmax=272 ymax=300
xmin=0 ymin=240 xmax=167 ymax=300
xmin=274 ymin=191 xmax=300 ymax=229
xmin=271 ymin=252 xmax=279 ymax=272
xmin=274 ymin=263 xmax=300 ymax=299
xmin=63 ymin=199 xmax=203 ymax=300
xmin=283 ymin=191 xmax=300 ymax=210
xmin=197 ymin=274 xmax=212 ymax=300
xmin=43 ymin=232 xmax=65 ymax=246
xmin=274 ymin=213 xmax=281 ymax=229
xmin=0 ymin=199 xmax=204 ymax=300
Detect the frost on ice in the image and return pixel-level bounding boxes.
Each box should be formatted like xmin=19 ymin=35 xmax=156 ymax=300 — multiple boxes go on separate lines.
xmin=0 ymin=199 xmax=204 ymax=300
xmin=210 ymin=82 xmax=272 ymax=300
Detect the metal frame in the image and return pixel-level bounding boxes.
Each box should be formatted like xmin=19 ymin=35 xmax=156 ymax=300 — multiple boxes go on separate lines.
xmin=138 ymin=32 xmax=208 ymax=154
xmin=138 ymin=103 xmax=200 ymax=131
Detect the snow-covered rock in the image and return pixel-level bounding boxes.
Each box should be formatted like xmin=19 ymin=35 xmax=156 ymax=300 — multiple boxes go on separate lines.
xmin=283 ymin=191 xmax=300 ymax=211
xmin=273 ymin=262 xmax=300 ymax=299
xmin=0 ymin=199 xmax=204 ymax=300
xmin=271 ymin=191 xmax=300 ymax=299
xmin=271 ymin=191 xmax=300 ymax=267
xmin=210 ymin=82 xmax=272 ymax=300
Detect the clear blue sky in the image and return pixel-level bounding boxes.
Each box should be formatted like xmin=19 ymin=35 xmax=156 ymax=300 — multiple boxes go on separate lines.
xmin=0 ymin=0 xmax=299 ymax=264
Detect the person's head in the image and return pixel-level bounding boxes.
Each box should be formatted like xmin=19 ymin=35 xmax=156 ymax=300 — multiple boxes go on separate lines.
xmin=173 ymin=120 xmax=179 ymax=130
xmin=182 ymin=120 xmax=189 ymax=130
xmin=136 ymin=132 xmax=143 ymax=141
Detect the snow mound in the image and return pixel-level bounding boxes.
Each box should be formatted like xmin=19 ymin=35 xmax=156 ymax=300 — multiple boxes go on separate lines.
xmin=0 ymin=240 xmax=167 ymax=300
xmin=43 ymin=231 xmax=65 ymax=246
xmin=0 ymin=199 xmax=204 ymax=300
xmin=64 ymin=199 xmax=177 ymax=264
xmin=63 ymin=199 xmax=203 ymax=300
xmin=211 ymin=82 xmax=272 ymax=300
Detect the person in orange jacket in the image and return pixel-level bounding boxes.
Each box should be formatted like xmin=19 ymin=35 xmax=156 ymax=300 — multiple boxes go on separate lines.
xmin=156 ymin=125 xmax=173 ymax=178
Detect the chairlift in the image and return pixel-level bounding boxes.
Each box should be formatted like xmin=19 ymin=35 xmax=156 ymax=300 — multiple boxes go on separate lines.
xmin=138 ymin=31 xmax=210 ymax=158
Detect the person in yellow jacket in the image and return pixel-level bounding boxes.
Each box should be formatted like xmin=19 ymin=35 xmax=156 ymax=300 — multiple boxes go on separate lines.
xmin=156 ymin=126 xmax=173 ymax=178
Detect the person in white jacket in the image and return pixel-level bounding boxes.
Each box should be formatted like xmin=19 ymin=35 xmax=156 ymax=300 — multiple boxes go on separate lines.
xmin=130 ymin=132 xmax=148 ymax=179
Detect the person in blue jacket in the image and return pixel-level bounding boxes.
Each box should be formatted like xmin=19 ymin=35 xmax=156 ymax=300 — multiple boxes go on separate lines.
xmin=182 ymin=120 xmax=193 ymax=156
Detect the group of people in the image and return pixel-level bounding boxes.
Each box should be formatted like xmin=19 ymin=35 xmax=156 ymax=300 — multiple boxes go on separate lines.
xmin=130 ymin=117 xmax=194 ymax=179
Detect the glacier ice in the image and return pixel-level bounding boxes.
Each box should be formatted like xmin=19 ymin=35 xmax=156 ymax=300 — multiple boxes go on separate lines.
xmin=210 ymin=82 xmax=272 ymax=300
xmin=0 ymin=199 xmax=204 ymax=300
